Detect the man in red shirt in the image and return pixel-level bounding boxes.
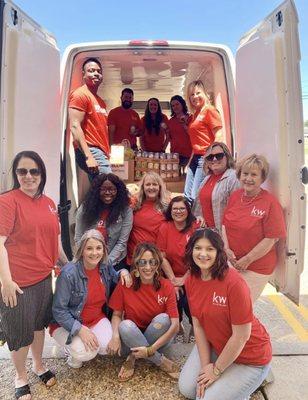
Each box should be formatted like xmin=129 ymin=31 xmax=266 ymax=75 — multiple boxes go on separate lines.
xmin=108 ymin=88 xmax=141 ymax=150
xmin=69 ymin=58 xmax=111 ymax=179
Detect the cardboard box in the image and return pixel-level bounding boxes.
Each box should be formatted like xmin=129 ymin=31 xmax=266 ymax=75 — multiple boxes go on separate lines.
xmin=111 ymin=160 xmax=135 ymax=182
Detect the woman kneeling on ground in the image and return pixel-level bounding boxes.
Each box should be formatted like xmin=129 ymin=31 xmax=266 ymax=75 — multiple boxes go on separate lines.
xmin=108 ymin=242 xmax=180 ymax=381
xmin=179 ymin=229 xmax=271 ymax=400
xmin=51 ymin=229 xmax=131 ymax=368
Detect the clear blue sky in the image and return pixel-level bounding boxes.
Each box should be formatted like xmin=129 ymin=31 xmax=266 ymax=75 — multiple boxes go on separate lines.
xmin=14 ymin=0 xmax=308 ymax=120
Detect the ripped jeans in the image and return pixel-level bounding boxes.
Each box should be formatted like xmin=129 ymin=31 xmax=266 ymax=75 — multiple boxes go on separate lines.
xmin=118 ymin=313 xmax=172 ymax=366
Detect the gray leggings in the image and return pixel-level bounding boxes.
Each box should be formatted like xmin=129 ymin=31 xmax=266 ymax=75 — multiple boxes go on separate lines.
xmin=118 ymin=313 xmax=172 ymax=366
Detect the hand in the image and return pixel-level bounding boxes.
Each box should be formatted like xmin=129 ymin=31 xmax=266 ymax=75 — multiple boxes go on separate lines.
xmin=234 ymin=255 xmax=251 ymax=271
xmin=197 ymin=363 xmax=219 ymax=395
xmin=130 ymin=346 xmax=148 ymax=359
xmin=196 ymin=216 xmax=206 ymax=228
xmin=120 ymin=270 xmax=132 ymax=288
xmin=78 ymin=326 xmax=99 ymax=352
xmin=106 ymin=335 xmax=121 ymax=356
xmin=225 ymin=248 xmax=237 ymax=267
xmin=1 ymin=280 xmax=23 ymax=308
xmin=86 ymin=156 xmax=99 ymax=173
xmin=172 ymin=276 xmax=186 ymax=287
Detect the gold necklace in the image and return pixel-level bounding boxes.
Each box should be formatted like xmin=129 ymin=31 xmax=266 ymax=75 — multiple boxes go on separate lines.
xmin=240 ymin=191 xmax=261 ymax=205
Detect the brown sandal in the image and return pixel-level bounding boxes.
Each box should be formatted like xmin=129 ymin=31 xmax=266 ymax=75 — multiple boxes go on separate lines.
xmin=159 ymin=355 xmax=180 ymax=380
xmin=118 ymin=355 xmax=135 ymax=382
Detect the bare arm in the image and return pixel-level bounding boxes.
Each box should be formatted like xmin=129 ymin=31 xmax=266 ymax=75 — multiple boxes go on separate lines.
xmin=161 ymin=256 xmax=176 ymax=282
xmin=108 ymin=124 xmax=116 ymax=144
xmin=193 ymin=316 xmax=211 ymax=367
xmin=107 ymin=310 xmax=123 ymax=355
xmin=57 ymin=234 xmax=69 ymax=268
xmin=214 ymin=127 xmax=223 ymax=142
xmin=69 ymin=107 xmax=98 ymax=169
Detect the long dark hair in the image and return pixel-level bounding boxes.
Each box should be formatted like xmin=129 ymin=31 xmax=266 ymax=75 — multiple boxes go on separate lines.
xmin=81 ymin=173 xmax=130 ymax=227
xmin=11 ymin=150 xmax=46 ymax=197
xmin=170 ymin=95 xmax=189 ymax=117
xmin=144 ymin=97 xmax=163 ymax=135
xmin=164 ymin=195 xmax=196 ymax=233
xmin=185 ymin=229 xmax=228 ymax=280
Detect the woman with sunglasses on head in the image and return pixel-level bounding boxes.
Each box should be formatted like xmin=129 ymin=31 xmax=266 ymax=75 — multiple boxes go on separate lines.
xmin=168 ymin=95 xmax=192 ymax=171
xmin=156 ymin=196 xmax=199 ymax=330
xmin=108 ymin=242 xmax=180 ymax=381
xmin=140 ymin=98 xmax=170 ymax=152
xmin=222 ymin=154 xmax=286 ymax=303
xmin=184 ymin=80 xmax=223 ymax=204
xmin=193 ymin=142 xmax=240 ymax=233
xmin=0 ymin=151 xmax=68 ymax=400
xmin=179 ymin=229 xmax=272 ymax=400
xmin=51 ymin=229 xmax=131 ymax=369
xmin=126 ymin=171 xmax=170 ymax=266
xmin=75 ymin=173 xmax=133 ymax=270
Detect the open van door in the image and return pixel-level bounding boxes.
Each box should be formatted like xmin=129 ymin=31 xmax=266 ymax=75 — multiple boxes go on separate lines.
xmin=235 ymin=0 xmax=306 ymax=304
xmin=0 ymin=0 xmax=61 ymax=203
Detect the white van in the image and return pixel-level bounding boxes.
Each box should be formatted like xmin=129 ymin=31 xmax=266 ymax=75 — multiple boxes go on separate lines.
xmin=0 ymin=0 xmax=306 ymax=303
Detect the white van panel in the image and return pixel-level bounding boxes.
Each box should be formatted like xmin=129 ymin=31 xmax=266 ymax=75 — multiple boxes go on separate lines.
xmin=235 ymin=0 xmax=305 ymax=303
xmin=0 ymin=1 xmax=61 ymax=202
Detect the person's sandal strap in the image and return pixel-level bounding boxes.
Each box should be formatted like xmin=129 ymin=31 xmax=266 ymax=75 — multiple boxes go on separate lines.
xmin=15 ymin=384 xmax=31 ymax=399
xmin=118 ymin=357 xmax=135 ymax=382
xmin=37 ymin=370 xmax=55 ymax=386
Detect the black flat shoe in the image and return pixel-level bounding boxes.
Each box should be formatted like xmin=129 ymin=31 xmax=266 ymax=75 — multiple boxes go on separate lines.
xmin=15 ymin=384 xmax=31 ymax=399
xmin=36 ymin=370 xmax=56 ymax=387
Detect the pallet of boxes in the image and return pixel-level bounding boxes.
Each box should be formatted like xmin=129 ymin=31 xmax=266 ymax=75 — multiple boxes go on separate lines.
xmin=134 ymin=151 xmax=180 ymax=182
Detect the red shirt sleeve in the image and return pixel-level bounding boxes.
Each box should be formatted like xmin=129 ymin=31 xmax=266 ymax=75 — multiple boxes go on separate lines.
xmin=228 ymin=276 xmax=253 ymax=325
xmin=163 ymin=280 xmax=179 ymax=318
xmin=263 ymin=196 xmax=286 ymax=238
xmin=0 ymin=193 xmax=16 ymax=236
xmin=69 ymin=90 xmax=89 ymax=113
xmin=156 ymin=222 xmax=168 ymax=253
xmin=109 ymin=282 xmax=125 ymax=312
xmin=205 ymin=108 xmax=222 ymax=132
xmin=107 ymin=108 xmax=116 ymax=126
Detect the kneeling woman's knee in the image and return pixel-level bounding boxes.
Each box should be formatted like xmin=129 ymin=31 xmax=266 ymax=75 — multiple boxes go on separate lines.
xmin=119 ymin=319 xmax=138 ymax=336
xmin=69 ymin=337 xmax=98 ymax=362
xmin=178 ymin=371 xmax=196 ymax=400
xmin=152 ymin=313 xmax=171 ymax=329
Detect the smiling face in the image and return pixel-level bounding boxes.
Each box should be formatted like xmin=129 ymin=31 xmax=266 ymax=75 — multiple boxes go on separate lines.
xmin=205 ymin=145 xmax=228 ymax=175
xmin=82 ymin=238 xmax=105 ymax=270
xmin=143 ymin=175 xmax=160 ymax=201
xmin=240 ymin=165 xmax=263 ymax=196
xmin=16 ymin=157 xmax=41 ymax=197
xmin=192 ymin=238 xmax=217 ymax=278
xmin=83 ymin=61 xmax=103 ymax=90
xmin=136 ymin=250 xmax=159 ymax=284
xmin=171 ymin=201 xmax=188 ymax=224
xmin=99 ymin=179 xmax=117 ymax=205
xmin=148 ymin=99 xmax=159 ymax=114
xmin=189 ymin=86 xmax=206 ymax=110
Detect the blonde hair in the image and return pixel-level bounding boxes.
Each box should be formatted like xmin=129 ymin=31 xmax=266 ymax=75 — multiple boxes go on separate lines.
xmin=135 ymin=171 xmax=170 ymax=212
xmin=73 ymin=229 xmax=108 ymax=264
xmin=186 ymin=80 xmax=213 ymax=112
xmin=236 ymin=154 xmax=269 ymax=183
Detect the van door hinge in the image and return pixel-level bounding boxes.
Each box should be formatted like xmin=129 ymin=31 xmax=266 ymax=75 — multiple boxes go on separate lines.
xmin=287 ymin=251 xmax=296 ymax=257
xmin=58 ymin=201 xmax=71 ymax=215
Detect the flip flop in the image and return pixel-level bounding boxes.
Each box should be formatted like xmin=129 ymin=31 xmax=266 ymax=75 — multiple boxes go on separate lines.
xmin=15 ymin=384 xmax=31 ymax=399
xmin=35 ymin=370 xmax=56 ymax=387
xmin=118 ymin=356 xmax=135 ymax=382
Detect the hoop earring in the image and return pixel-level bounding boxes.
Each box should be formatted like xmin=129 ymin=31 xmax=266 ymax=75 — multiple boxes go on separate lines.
xmin=134 ymin=270 xmax=140 ymax=278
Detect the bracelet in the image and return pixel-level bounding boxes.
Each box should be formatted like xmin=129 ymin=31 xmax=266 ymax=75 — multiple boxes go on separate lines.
xmin=213 ymin=363 xmax=222 ymax=377
xmin=146 ymin=345 xmax=155 ymax=357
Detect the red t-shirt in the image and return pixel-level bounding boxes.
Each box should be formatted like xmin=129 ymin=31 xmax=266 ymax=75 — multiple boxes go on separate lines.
xmin=185 ymin=268 xmax=272 ymax=365
xmin=80 ymin=266 xmax=106 ymax=327
xmin=199 ymin=173 xmax=224 ymax=228
xmin=96 ymin=209 xmax=109 ymax=241
xmin=0 ymin=189 xmax=60 ymax=287
xmin=108 ymin=106 xmax=141 ymax=147
xmin=109 ymin=278 xmax=178 ymax=329
xmin=156 ymin=220 xmax=199 ymax=277
xmin=127 ymin=201 xmax=165 ymax=264
xmin=168 ymin=116 xmax=192 ymax=157
xmin=223 ymin=189 xmax=286 ymax=275
xmin=189 ymin=108 xmax=222 ymax=155
xmin=141 ymin=114 xmax=169 ymax=152
xmin=69 ymin=84 xmax=110 ymax=156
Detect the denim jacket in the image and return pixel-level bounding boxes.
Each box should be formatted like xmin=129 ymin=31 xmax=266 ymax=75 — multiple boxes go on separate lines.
xmin=74 ymin=205 xmax=133 ymax=265
xmin=52 ymin=260 xmax=123 ymax=344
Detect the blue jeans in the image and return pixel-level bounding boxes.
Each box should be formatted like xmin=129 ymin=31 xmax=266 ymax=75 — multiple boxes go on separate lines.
xmin=184 ymin=155 xmax=205 ymax=204
xmin=179 ymin=345 xmax=270 ymax=400
xmin=75 ymin=147 xmax=111 ymax=179
xmin=118 ymin=313 xmax=172 ymax=366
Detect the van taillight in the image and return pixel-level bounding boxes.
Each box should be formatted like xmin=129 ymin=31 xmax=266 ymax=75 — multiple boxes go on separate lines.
xmin=129 ymin=40 xmax=169 ymax=47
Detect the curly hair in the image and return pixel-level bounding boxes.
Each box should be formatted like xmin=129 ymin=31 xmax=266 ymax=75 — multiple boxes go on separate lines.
xmin=184 ymin=228 xmax=228 ymax=280
xmin=81 ymin=173 xmax=130 ymax=227
xmin=164 ymin=195 xmax=196 ymax=233
xmin=144 ymin=98 xmax=163 ymax=135
xmin=131 ymin=242 xmax=163 ymax=291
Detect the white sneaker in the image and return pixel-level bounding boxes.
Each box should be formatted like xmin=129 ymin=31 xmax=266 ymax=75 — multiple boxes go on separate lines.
xmin=67 ymin=355 xmax=83 ymax=369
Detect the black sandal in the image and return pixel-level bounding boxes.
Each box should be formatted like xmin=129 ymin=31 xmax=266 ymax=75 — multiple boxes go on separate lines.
xmin=37 ymin=370 xmax=56 ymax=387
xmin=15 ymin=384 xmax=31 ymax=399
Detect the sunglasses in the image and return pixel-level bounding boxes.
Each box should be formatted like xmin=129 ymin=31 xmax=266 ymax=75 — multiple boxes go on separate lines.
xmin=205 ymin=152 xmax=225 ymax=162
xmin=136 ymin=259 xmax=159 ymax=268
xmin=16 ymin=168 xmax=41 ymax=176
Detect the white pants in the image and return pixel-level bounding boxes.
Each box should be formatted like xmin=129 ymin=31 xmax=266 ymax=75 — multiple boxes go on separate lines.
xmin=52 ymin=317 xmax=112 ymax=362
xmin=240 ymin=270 xmax=272 ymax=304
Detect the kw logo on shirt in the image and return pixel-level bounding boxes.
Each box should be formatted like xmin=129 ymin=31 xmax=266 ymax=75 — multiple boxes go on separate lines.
xmin=94 ymin=105 xmax=107 ymax=115
xmin=212 ymin=292 xmax=227 ymax=307
xmin=157 ymin=294 xmax=168 ymax=305
xmin=250 ymin=206 xmax=266 ymax=218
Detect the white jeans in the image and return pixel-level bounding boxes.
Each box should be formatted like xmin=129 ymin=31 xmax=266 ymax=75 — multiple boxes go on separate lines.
xmin=52 ymin=317 xmax=112 ymax=362
xmin=240 ymin=270 xmax=272 ymax=303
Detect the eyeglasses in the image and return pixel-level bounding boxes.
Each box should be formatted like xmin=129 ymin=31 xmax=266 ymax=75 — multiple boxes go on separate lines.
xmin=16 ymin=168 xmax=41 ymax=176
xmin=136 ymin=259 xmax=159 ymax=268
xmin=205 ymin=152 xmax=225 ymax=162
xmin=100 ymin=187 xmax=117 ymax=194
xmin=171 ymin=207 xmax=187 ymax=213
